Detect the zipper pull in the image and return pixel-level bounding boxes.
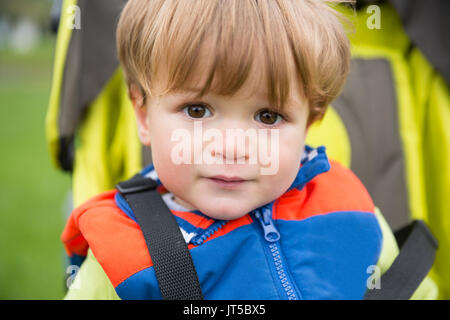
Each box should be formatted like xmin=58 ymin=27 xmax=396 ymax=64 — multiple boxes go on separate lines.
xmin=254 ymin=207 xmax=280 ymax=242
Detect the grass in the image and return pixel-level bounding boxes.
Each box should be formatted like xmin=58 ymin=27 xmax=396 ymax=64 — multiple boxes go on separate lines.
xmin=0 ymin=36 xmax=71 ymax=299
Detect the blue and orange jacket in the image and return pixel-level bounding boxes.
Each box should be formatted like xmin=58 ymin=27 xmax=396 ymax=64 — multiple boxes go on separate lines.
xmin=62 ymin=146 xmax=385 ymax=299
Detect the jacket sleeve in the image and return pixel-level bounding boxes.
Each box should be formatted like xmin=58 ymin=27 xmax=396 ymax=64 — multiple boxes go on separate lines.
xmin=64 ymin=249 xmax=120 ymax=300
xmin=374 ymin=207 xmax=438 ymax=300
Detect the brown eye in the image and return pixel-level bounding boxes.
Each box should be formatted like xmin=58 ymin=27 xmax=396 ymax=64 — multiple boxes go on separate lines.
xmin=183 ymin=104 xmax=212 ymax=118
xmin=256 ymin=109 xmax=282 ymax=125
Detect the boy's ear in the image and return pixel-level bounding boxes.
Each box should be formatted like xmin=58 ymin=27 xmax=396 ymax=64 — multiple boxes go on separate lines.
xmin=305 ymin=122 xmax=311 ymax=134
xmin=129 ymin=83 xmax=151 ymax=146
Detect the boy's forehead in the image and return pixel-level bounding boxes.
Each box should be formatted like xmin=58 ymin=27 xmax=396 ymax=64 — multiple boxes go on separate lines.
xmin=153 ymin=57 xmax=267 ymax=98
xmin=150 ymin=73 xmax=305 ymax=114
xmin=156 ymin=62 xmax=282 ymax=97
xmin=147 ymin=31 xmax=304 ymax=109
xmin=154 ymin=76 xmax=270 ymax=103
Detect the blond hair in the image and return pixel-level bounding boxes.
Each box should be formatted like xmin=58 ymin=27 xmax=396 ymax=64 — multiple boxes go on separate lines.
xmin=117 ymin=0 xmax=352 ymax=124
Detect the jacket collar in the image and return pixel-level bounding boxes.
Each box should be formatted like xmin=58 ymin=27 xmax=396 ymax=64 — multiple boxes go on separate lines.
xmin=116 ymin=145 xmax=330 ymax=245
xmin=288 ymin=145 xmax=331 ymax=191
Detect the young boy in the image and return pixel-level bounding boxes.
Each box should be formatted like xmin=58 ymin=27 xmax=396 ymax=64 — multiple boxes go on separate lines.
xmin=62 ymin=0 xmax=436 ymax=299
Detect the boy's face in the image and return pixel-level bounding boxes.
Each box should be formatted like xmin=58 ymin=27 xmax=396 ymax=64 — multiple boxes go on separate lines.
xmin=131 ymin=72 xmax=309 ymax=220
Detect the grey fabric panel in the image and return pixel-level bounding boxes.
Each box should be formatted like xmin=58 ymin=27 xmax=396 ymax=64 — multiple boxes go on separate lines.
xmin=390 ymin=0 xmax=450 ymax=84
xmin=333 ymin=58 xmax=410 ymax=230
xmin=142 ymin=146 xmax=153 ymax=168
xmin=59 ymin=0 xmax=128 ymax=136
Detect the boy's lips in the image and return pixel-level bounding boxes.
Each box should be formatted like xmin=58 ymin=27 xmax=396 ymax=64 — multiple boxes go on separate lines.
xmin=208 ymin=175 xmax=246 ymax=182
xmin=205 ymin=175 xmax=250 ymax=189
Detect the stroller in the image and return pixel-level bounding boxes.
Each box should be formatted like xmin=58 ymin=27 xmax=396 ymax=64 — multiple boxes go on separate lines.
xmin=47 ymin=0 xmax=449 ymax=299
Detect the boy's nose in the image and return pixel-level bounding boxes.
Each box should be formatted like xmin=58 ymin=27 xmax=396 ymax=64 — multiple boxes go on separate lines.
xmin=211 ymin=127 xmax=252 ymax=163
xmin=212 ymin=141 xmax=249 ymax=163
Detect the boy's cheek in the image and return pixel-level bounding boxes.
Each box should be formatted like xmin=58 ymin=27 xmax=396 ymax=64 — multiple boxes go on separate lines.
xmin=153 ymin=145 xmax=191 ymax=182
xmin=261 ymin=161 xmax=299 ymax=197
xmin=270 ymin=143 xmax=304 ymax=189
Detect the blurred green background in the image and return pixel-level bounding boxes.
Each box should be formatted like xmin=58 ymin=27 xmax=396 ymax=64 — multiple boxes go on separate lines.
xmin=0 ymin=0 xmax=71 ymax=299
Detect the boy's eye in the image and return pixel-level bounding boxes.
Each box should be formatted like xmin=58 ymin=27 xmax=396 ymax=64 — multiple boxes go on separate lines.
xmin=255 ymin=109 xmax=283 ymax=125
xmin=183 ymin=104 xmax=212 ymax=119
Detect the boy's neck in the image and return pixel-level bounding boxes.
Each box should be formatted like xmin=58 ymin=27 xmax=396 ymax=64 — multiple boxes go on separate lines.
xmin=172 ymin=195 xmax=197 ymax=211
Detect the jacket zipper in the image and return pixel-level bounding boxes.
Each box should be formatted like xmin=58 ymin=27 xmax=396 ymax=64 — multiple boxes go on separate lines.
xmin=253 ymin=205 xmax=299 ymax=300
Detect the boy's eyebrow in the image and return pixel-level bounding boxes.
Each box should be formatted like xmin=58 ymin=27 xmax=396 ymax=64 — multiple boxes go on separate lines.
xmin=170 ymin=87 xmax=204 ymax=96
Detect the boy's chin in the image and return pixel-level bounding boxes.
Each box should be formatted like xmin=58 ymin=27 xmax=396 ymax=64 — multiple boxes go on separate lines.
xmin=197 ymin=202 xmax=256 ymax=221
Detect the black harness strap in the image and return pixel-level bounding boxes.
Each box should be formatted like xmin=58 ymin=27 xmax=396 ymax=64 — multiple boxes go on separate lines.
xmin=364 ymin=220 xmax=438 ymax=300
xmin=116 ymin=174 xmax=204 ymax=300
